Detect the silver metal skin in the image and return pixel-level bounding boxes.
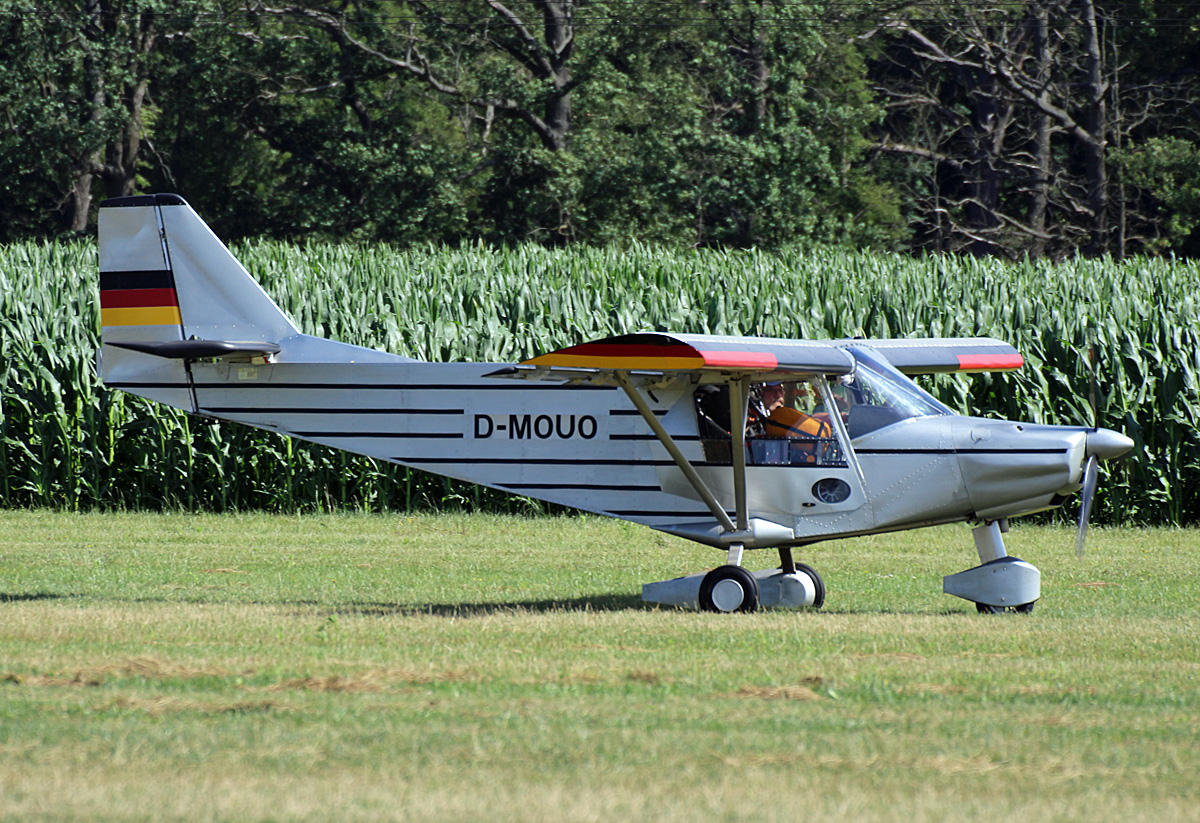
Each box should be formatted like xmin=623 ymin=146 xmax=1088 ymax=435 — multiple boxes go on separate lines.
xmin=96 ymin=196 xmax=1134 ymax=613
xmin=1087 ymin=428 xmax=1136 ymax=461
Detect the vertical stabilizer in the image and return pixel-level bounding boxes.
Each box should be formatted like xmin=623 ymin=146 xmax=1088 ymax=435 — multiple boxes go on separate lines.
xmin=99 ymin=194 xmax=299 ymax=347
xmin=98 ymin=194 xmax=407 ymax=413
xmin=98 ymin=194 xmax=301 ymax=412
xmin=98 ymin=195 xmax=191 ymax=409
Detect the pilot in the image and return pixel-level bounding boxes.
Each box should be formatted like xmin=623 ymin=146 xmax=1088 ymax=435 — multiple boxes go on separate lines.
xmin=762 ymin=383 xmax=831 ymax=440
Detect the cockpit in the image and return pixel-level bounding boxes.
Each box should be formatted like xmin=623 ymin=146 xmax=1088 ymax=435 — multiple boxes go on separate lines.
xmin=694 ymin=345 xmax=952 ymax=467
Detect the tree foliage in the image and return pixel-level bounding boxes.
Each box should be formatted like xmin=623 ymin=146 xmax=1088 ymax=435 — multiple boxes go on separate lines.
xmin=1 ymin=0 xmax=1197 ymax=256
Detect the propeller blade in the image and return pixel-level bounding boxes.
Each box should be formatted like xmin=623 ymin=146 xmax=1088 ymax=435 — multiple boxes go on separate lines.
xmin=1075 ymin=454 xmax=1099 ymax=558
xmin=1088 ymin=344 xmax=1099 ymax=430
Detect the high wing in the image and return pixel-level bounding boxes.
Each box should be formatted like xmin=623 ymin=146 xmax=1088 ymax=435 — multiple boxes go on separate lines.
xmin=520 ymin=332 xmax=855 ymax=376
xmin=492 ymin=332 xmax=1022 ymax=384
xmin=848 ymin=337 xmax=1024 ymax=374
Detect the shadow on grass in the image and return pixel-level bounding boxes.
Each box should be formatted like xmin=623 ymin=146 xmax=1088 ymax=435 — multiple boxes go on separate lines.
xmin=327 ymin=602 xmax=990 ymax=618
xmin=0 ymin=592 xmax=71 ymax=603
xmin=14 ymin=591 xmax=656 ymax=615
xmin=327 ymin=593 xmax=654 ymax=617
xmin=1 ymin=590 xmax=989 ymax=618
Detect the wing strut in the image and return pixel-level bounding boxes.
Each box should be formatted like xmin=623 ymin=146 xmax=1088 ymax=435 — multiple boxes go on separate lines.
xmin=725 ymin=377 xmax=751 ymax=566
xmin=729 ymin=376 xmax=750 ymax=533
xmin=614 ymin=372 xmax=740 ymax=540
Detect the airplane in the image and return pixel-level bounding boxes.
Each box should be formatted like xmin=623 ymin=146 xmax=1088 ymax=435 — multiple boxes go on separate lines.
xmin=96 ymin=194 xmax=1134 ymax=614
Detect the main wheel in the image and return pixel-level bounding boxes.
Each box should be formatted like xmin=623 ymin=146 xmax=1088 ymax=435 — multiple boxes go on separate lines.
xmin=794 ymin=562 xmax=826 ymax=609
xmin=699 ymin=566 xmax=760 ymax=613
xmin=976 ymin=601 xmax=1036 ymax=614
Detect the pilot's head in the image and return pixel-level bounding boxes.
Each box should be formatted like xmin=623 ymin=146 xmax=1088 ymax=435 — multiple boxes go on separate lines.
xmin=762 ymin=383 xmax=784 ymax=408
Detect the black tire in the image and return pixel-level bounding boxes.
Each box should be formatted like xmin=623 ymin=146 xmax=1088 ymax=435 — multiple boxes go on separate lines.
xmin=976 ymin=601 xmax=1036 ymax=614
xmin=795 ymin=562 xmax=826 ymax=609
xmin=699 ymin=566 xmax=760 ymax=613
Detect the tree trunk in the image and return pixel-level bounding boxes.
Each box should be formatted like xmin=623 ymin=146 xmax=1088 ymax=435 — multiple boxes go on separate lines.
xmin=63 ymin=168 xmax=96 ymax=232
xmin=536 ymin=0 xmax=573 ymax=152
xmin=1079 ymin=0 xmax=1108 ymax=254
xmin=1029 ymin=5 xmax=1051 ymax=258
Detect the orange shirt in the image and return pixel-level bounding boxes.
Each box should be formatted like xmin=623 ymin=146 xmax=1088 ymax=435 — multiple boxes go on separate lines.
xmin=765 ymin=406 xmax=831 ymax=439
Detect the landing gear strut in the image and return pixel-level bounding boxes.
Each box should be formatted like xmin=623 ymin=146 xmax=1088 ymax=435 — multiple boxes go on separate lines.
xmin=943 ymin=520 xmax=1040 ymax=613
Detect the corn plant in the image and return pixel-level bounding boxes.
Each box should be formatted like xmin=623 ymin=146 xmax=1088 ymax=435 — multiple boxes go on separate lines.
xmin=3 ymin=239 xmax=1198 ymax=523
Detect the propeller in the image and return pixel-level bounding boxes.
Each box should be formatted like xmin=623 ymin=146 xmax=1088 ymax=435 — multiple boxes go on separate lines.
xmin=1075 ymin=454 xmax=1099 ymax=559
xmin=1075 ymin=339 xmax=1101 ymax=558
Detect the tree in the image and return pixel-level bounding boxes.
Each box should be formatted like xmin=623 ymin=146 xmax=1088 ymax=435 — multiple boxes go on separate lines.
xmin=565 ymin=0 xmax=901 ymax=248
xmin=1117 ymin=137 xmax=1200 ymax=255
xmin=140 ymin=2 xmax=477 ymax=243
xmin=0 ymin=0 xmax=218 ymax=235
xmin=234 ymin=1 xmax=584 ymax=241
xmin=869 ymin=0 xmax=1200 ymax=258
xmin=232 ymin=0 xmax=899 ymax=248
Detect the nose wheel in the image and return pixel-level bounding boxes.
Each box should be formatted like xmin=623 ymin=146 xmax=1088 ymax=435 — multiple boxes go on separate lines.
xmin=976 ymin=602 xmax=1035 ymax=614
xmin=944 ymin=522 xmax=1041 ymax=614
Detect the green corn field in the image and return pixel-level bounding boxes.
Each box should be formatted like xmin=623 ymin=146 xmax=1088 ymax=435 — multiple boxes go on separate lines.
xmin=2 ymin=240 xmax=1197 ymax=523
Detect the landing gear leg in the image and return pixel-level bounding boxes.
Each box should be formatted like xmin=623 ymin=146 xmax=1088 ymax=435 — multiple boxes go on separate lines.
xmin=943 ymin=520 xmax=1041 ymax=613
xmin=778 ymin=546 xmax=796 ymax=575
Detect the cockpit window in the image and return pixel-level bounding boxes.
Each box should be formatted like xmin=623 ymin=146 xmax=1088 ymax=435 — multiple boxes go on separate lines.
xmin=691 ymin=347 xmax=950 ymax=463
xmin=694 ymin=379 xmax=846 ymax=468
xmin=839 ymin=346 xmax=952 ymax=437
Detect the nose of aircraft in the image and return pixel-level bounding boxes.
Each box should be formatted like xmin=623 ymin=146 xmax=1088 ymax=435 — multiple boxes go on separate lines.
xmin=1086 ymin=428 xmax=1134 ymax=461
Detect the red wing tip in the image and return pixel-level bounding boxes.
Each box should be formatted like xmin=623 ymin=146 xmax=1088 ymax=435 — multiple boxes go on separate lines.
xmin=956 ymin=353 xmax=1024 ymax=371
xmin=696 ymin=350 xmax=779 ymax=370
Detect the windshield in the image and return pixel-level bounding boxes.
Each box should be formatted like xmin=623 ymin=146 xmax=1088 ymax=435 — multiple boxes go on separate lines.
xmin=837 ymin=347 xmax=952 ymax=437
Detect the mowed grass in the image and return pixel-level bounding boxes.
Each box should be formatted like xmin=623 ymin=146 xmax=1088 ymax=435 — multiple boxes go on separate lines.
xmin=1 ymin=511 xmax=1197 ymax=823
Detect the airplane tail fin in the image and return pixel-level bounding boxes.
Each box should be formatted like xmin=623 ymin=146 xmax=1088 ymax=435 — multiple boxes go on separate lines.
xmin=98 ymin=194 xmax=299 ymax=351
xmin=97 ymin=194 xmax=301 ymax=409
xmin=98 ymin=194 xmax=403 ymax=411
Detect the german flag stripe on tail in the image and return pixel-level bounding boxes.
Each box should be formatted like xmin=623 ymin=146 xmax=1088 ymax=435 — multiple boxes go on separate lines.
xmin=99 ymin=269 xmax=182 ymax=327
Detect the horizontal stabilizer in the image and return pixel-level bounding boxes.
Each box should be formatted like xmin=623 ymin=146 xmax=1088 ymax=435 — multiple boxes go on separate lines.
xmin=109 ymin=339 xmax=282 ymax=360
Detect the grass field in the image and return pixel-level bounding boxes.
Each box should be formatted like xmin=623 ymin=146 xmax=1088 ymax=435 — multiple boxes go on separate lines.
xmin=1 ymin=511 xmax=1197 ymax=822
